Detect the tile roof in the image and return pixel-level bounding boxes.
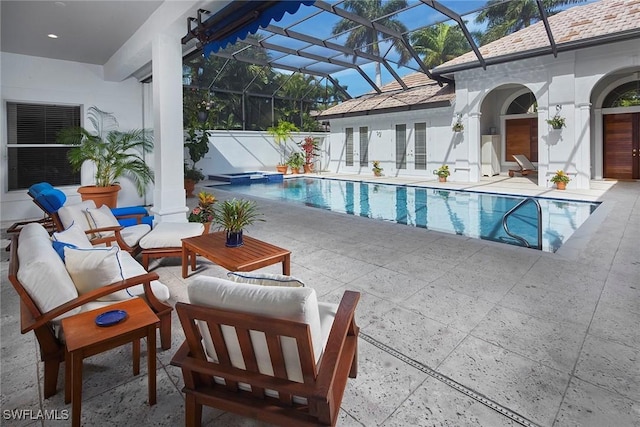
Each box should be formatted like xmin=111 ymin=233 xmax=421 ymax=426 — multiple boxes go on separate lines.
xmin=318 ymin=73 xmax=454 ymax=118
xmin=434 ymin=0 xmax=640 ymax=73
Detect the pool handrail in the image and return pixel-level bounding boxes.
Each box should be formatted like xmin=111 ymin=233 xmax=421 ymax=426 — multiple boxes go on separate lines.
xmin=502 ymin=197 xmax=542 ymax=250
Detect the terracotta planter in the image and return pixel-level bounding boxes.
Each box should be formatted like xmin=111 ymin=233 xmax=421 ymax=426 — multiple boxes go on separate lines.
xmin=77 ymin=184 xmax=120 ymax=208
xmin=556 ymin=181 xmax=567 ymax=190
xmin=225 ymin=230 xmax=243 ymax=247
xmin=438 ymin=176 xmax=447 ymax=183
xmin=291 ymin=167 xmax=300 ymax=174
xmin=203 ymin=222 xmax=211 ymax=234
xmin=184 ymin=179 xmax=196 ymax=198
xmin=303 ymin=164 xmax=313 ymax=174
xmin=276 ymin=165 xmax=288 ymax=174
xmin=374 ymin=171 xmax=382 ymax=177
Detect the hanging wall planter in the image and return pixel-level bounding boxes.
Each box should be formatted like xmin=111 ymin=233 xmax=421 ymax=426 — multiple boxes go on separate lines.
xmin=197 ymin=111 xmax=209 ymax=123
xmin=546 ymin=105 xmax=565 ymax=130
xmin=452 ymin=114 xmax=464 ymax=132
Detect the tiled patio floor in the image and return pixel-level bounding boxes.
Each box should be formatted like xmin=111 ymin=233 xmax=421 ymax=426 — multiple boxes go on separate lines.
xmin=1 ymin=175 xmax=638 ymax=426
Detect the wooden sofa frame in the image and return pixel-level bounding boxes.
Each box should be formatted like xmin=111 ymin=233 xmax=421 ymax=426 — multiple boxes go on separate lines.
xmin=171 ymin=290 xmax=360 ymax=427
xmin=7 ymin=234 xmax=173 ymax=399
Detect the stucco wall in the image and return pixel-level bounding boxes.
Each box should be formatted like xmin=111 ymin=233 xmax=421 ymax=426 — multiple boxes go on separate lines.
xmin=1 ymin=52 xmax=150 ymax=221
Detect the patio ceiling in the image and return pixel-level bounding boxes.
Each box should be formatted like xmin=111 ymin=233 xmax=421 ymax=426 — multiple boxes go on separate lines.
xmin=181 ymin=0 xmax=566 ymax=97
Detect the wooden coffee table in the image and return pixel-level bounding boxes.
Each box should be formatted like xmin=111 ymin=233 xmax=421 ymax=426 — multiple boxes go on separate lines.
xmin=61 ymin=298 xmax=159 ymax=427
xmin=182 ymin=231 xmax=291 ymax=278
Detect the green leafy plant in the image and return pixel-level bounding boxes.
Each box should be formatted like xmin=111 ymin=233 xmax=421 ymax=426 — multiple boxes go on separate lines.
xmin=267 ymin=120 xmax=299 ymax=165
xmin=433 ymin=165 xmax=450 ymax=178
xmin=287 ymin=152 xmax=305 ymax=169
xmin=214 ymin=198 xmax=264 ymax=233
xmin=550 ymin=169 xmax=570 ymax=184
xmin=57 ymin=106 xmax=154 ymax=196
xmin=452 ymin=114 xmax=464 ymax=132
xmin=184 ymin=125 xmax=210 ymax=183
xmin=372 ymin=160 xmax=383 ymax=174
xmin=546 ymin=115 xmax=566 ymax=129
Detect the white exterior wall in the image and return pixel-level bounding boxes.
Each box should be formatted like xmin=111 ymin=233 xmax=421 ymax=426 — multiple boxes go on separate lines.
xmin=326 ymin=106 xmax=461 ymax=181
xmin=325 ymin=38 xmax=640 ymax=190
xmin=198 ymin=131 xmax=329 ymax=175
xmin=1 ymin=52 xmax=150 ymax=221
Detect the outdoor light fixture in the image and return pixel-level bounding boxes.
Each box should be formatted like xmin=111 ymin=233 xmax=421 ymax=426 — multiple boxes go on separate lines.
xmin=47 ymin=34 xmax=58 ymax=39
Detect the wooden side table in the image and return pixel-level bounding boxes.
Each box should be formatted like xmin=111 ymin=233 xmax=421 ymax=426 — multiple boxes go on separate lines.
xmin=61 ymin=298 xmax=159 ymax=427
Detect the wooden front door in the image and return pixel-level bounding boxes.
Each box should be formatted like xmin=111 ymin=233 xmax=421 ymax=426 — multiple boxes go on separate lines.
xmin=603 ymin=113 xmax=640 ymax=179
xmin=506 ymin=118 xmax=538 ymax=162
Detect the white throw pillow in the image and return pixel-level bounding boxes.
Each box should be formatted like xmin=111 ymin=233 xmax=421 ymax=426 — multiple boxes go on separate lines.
xmin=226 ymin=271 xmax=305 ymax=287
xmin=85 ymin=204 xmax=120 ymax=238
xmin=51 ymin=222 xmax=92 ymax=249
xmin=57 ymin=200 xmax=96 ymax=231
xmin=64 ymin=246 xmax=130 ymax=301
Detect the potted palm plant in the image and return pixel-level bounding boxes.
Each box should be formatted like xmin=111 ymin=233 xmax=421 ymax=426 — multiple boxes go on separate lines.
xmin=267 ymin=120 xmax=298 ymax=174
xmin=57 ymin=106 xmax=154 ymax=208
xmin=214 ymin=198 xmax=264 ymax=247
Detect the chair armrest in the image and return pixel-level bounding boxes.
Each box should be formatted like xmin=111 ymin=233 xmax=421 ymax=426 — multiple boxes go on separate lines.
xmin=314 ymin=291 xmax=360 ymax=397
xmin=23 ymin=272 xmax=160 ymax=333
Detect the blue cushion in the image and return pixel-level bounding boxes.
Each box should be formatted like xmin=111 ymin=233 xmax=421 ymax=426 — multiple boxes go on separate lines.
xmin=52 ymin=241 xmax=78 ymax=261
xmin=141 ymin=216 xmax=154 ymax=227
xmin=35 ymin=188 xmax=66 ymax=214
xmin=117 ymin=217 xmax=138 ymax=227
xmin=28 ymin=182 xmax=54 ymax=198
xmin=110 ymin=206 xmax=149 ymax=217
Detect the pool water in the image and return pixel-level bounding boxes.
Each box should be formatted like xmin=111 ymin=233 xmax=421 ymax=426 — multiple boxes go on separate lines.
xmin=214 ymin=177 xmax=600 ymax=252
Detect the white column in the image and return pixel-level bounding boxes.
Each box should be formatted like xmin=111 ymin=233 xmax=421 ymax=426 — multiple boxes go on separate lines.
xmin=575 ymin=102 xmax=592 ymax=189
xmin=537 ymin=106 xmax=549 ymax=187
xmin=150 ymin=33 xmax=188 ymax=223
xmin=594 ymin=108 xmax=603 ymax=180
xmin=466 ymin=111 xmax=481 ymax=182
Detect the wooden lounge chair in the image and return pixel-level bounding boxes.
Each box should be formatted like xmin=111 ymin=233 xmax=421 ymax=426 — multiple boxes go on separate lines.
xmin=171 ymin=276 xmax=360 ymax=427
xmin=7 ymin=223 xmax=173 ymax=399
xmin=509 ymin=154 xmax=538 ymax=177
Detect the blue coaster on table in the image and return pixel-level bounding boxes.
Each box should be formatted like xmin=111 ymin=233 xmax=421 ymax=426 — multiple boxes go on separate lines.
xmin=95 ymin=310 xmax=127 ymax=327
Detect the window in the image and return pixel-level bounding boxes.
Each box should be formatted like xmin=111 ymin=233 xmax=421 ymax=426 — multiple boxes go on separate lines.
xmin=7 ymin=103 xmax=81 ymax=190
xmin=345 ymin=127 xmax=354 ymax=166
xmin=603 ymin=80 xmax=640 ymax=108
xmin=359 ymin=126 xmax=368 ymax=167
xmin=396 ymin=124 xmax=406 ymax=169
xmin=414 ymin=123 xmax=427 ymax=170
xmin=506 ymin=92 xmax=537 ymax=115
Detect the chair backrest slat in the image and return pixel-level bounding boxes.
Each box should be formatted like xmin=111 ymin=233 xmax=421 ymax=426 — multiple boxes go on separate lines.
xmin=265 ymin=333 xmax=293 ymax=405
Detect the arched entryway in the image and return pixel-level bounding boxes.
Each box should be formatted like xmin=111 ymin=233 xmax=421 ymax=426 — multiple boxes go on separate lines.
xmin=602 ymin=80 xmax=640 ymax=179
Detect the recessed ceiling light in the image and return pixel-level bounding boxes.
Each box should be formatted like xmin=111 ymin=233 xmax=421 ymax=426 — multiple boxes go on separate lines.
xmin=48 ymin=34 xmax=58 ymax=39
xmin=54 ymin=1 xmax=66 ymax=7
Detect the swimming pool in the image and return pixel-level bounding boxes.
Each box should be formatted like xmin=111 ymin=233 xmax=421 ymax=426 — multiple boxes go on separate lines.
xmin=214 ymin=177 xmax=600 ymax=253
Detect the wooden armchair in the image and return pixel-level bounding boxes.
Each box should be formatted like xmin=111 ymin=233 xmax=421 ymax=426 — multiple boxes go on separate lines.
xmin=7 ymin=226 xmax=173 ymax=399
xmin=171 ymin=277 xmax=360 ymax=427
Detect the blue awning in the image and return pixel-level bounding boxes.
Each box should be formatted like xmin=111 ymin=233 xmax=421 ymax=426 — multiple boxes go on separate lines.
xmin=203 ymin=1 xmax=315 ymax=57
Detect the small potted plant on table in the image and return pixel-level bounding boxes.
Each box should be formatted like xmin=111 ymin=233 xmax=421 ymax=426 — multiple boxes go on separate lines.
xmin=214 ymin=198 xmax=264 ymax=247
xmin=434 ymin=165 xmax=450 ymax=182
xmin=550 ymin=170 xmax=570 ymax=190
xmin=372 ymin=161 xmax=383 ymax=177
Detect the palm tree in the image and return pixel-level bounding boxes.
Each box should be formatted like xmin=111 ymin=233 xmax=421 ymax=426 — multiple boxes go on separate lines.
xmin=475 ymin=0 xmax=585 ymax=45
xmin=332 ymin=0 xmax=410 ymax=87
xmin=410 ymin=23 xmax=470 ymax=68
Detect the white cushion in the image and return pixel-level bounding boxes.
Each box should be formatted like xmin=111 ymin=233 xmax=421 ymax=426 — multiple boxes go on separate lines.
xmin=51 ymin=222 xmax=92 ymax=249
xmin=17 ymin=223 xmax=80 ymax=320
xmin=57 ymin=200 xmax=96 ymax=231
xmin=117 ymin=251 xmax=170 ymax=302
xmin=119 ymin=224 xmax=151 ymax=247
xmin=139 ymin=222 xmax=204 ymax=249
xmin=188 ymin=276 xmax=323 ymax=383
xmin=85 ymin=205 xmax=120 ymax=238
xmin=226 ymin=271 xmax=305 ymax=287
xmin=64 ymin=246 xmax=129 ymax=301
